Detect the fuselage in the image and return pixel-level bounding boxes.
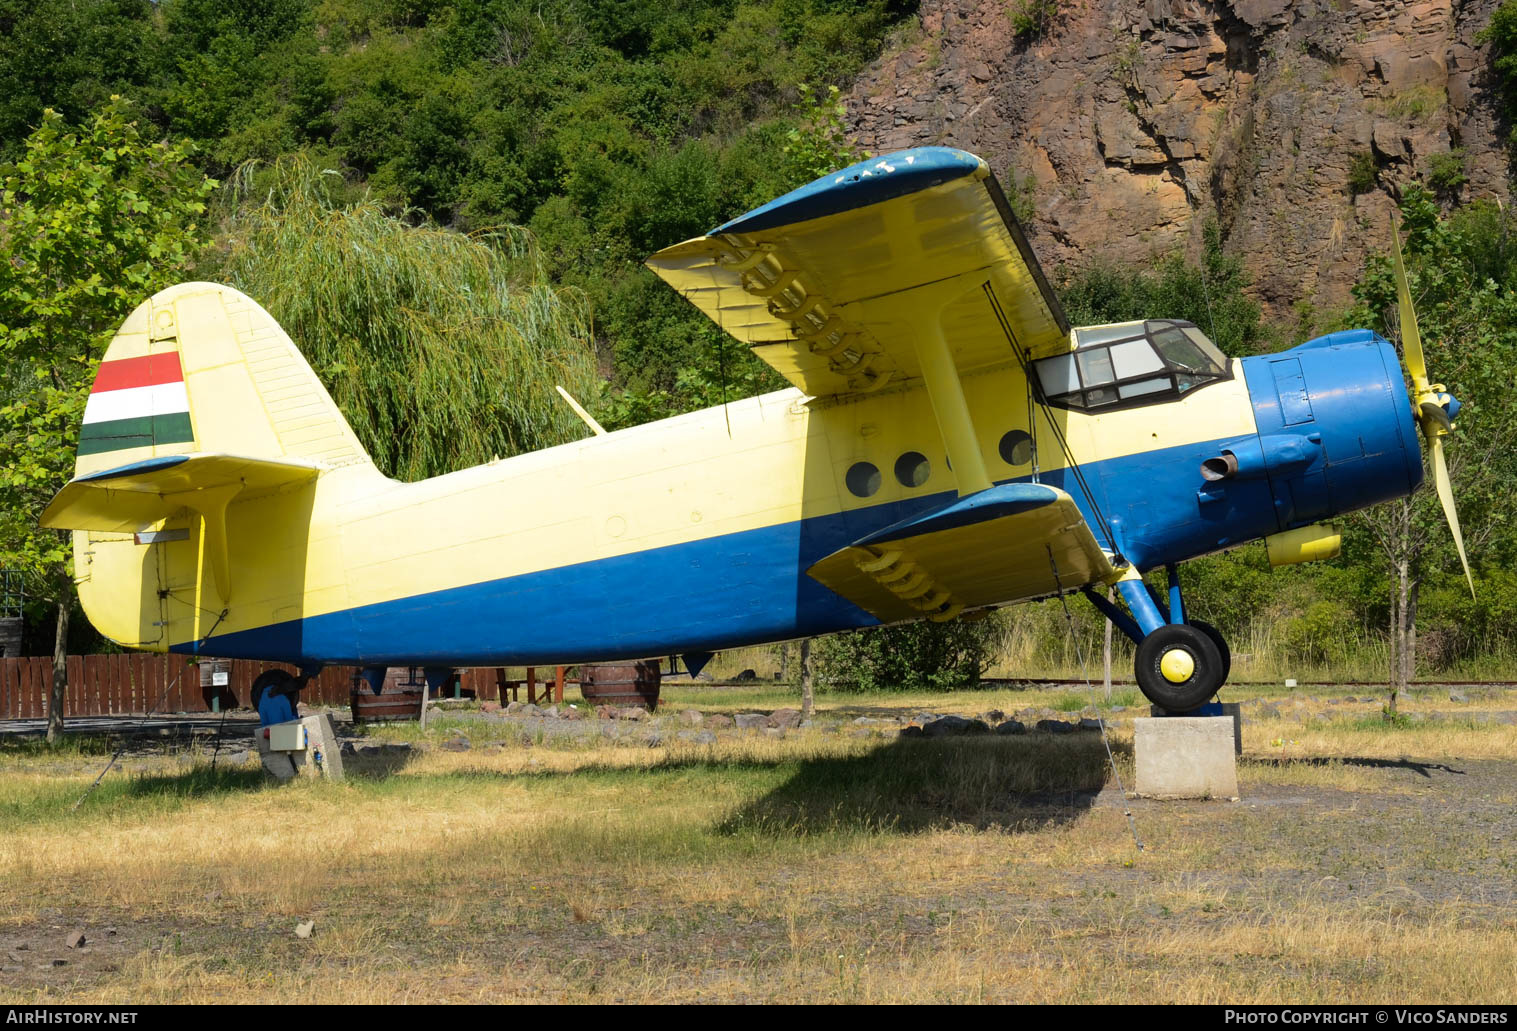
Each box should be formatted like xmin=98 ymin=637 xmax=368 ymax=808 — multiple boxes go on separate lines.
xmin=73 ymin=325 xmax=1420 ymax=670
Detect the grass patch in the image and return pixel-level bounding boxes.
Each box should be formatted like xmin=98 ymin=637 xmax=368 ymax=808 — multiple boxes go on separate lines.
xmin=2 ymin=684 xmax=1514 ymax=1004
xmin=0 ymin=764 xmax=267 ymax=829
xmin=1375 ymin=84 xmax=1447 ymax=121
xmin=0 ymin=734 xmax=122 ymax=762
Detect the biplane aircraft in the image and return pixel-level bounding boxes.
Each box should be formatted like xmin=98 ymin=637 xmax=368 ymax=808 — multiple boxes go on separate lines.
xmin=41 ymin=146 xmax=1470 ymax=716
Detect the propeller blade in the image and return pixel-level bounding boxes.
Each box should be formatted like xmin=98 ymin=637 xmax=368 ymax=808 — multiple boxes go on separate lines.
xmin=1390 ymin=216 xmax=1431 ymax=394
xmin=1429 ymin=433 xmax=1476 ymax=597
xmin=1419 ymin=400 xmax=1452 ymax=433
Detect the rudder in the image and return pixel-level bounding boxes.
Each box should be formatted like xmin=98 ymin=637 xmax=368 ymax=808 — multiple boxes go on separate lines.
xmin=75 ymin=282 xmax=371 ymax=477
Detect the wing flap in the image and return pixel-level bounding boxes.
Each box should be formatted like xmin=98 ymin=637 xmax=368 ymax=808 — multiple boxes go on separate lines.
xmin=806 ymin=483 xmax=1115 ymax=623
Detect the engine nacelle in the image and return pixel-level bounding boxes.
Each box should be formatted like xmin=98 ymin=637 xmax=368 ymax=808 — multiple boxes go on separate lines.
xmin=1236 ymin=331 xmax=1423 ymax=532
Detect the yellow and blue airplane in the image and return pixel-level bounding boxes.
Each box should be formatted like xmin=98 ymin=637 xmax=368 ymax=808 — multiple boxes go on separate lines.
xmin=41 ymin=146 xmax=1469 ymax=715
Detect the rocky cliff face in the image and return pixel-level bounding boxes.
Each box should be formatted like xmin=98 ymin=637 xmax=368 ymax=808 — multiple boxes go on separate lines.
xmin=848 ymin=0 xmax=1509 ymax=324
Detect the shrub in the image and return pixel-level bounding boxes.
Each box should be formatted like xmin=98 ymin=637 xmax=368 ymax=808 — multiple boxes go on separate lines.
xmin=1005 ymin=169 xmax=1038 ymax=223
xmin=812 ymin=616 xmax=1007 ymax=692
xmin=1348 ymin=151 xmax=1377 ymax=195
xmin=1425 ymin=149 xmax=1468 ymax=196
xmin=1281 ymin=600 xmax=1357 ymax=666
xmin=1009 ymin=0 xmax=1059 ymax=39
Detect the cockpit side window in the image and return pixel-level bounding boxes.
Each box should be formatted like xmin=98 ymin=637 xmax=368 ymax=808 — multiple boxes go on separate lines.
xmin=1034 ymin=319 xmax=1231 ymax=412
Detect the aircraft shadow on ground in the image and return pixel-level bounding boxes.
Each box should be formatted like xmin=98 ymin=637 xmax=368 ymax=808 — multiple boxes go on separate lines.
xmin=377 ymin=734 xmax=1119 ymax=837
xmin=1247 ymin=755 xmax=1468 ymax=779
xmin=341 ymin=749 xmax=422 ymax=779
xmin=714 ymin=735 xmax=1119 ymax=837
xmin=115 ymin=765 xmax=266 ymax=799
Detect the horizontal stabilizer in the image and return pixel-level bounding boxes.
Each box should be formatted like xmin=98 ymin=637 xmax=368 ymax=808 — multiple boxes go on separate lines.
xmin=40 ymin=453 xmax=320 ymax=603
xmin=806 ymin=483 xmax=1115 ymax=623
xmin=40 ymin=453 xmax=320 ymax=533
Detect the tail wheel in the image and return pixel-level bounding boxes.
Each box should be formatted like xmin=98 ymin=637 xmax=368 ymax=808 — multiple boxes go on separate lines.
xmin=1134 ymin=623 xmax=1224 ymax=713
xmin=1187 ymin=619 xmax=1231 ymax=686
xmin=252 ymin=669 xmax=300 ymax=725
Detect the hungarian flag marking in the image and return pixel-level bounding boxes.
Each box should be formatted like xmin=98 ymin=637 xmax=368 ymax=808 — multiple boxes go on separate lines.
xmin=79 ymin=353 xmax=195 ymax=456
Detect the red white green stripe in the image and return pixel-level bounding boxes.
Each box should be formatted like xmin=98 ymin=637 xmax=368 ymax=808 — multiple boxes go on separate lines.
xmin=78 ymin=353 xmax=195 ymax=457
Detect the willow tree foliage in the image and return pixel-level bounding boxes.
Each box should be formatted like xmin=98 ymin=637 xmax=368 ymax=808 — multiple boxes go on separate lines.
xmin=219 ymin=155 xmax=600 ymax=481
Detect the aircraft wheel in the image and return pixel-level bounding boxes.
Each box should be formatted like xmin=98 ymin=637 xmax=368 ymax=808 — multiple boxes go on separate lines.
xmin=1187 ymin=619 xmax=1231 ymax=686
xmin=251 ymin=669 xmax=300 ymax=725
xmin=1134 ymin=624 xmax=1224 ymax=713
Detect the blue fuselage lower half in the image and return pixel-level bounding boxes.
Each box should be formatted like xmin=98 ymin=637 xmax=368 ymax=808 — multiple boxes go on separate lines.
xmin=180 ymin=334 xmax=1421 ymax=668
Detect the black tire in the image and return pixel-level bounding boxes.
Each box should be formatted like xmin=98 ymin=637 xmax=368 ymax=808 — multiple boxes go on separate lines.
xmin=1188 ymin=619 xmax=1231 ymax=686
xmin=251 ymin=669 xmax=299 ymax=717
xmin=1134 ymin=623 xmax=1224 ymax=713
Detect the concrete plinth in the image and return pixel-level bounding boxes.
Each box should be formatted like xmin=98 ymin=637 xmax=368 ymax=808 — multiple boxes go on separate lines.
xmin=1149 ymin=702 xmax=1242 ymax=754
xmin=256 ymin=713 xmax=345 ymax=782
xmin=1133 ymin=716 xmax=1239 ymax=800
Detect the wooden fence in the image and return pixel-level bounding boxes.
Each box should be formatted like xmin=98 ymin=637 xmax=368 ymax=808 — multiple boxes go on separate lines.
xmin=0 ymin=656 xmax=534 ymax=720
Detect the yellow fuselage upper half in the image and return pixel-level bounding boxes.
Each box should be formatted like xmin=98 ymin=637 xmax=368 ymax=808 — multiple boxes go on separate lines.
xmin=66 ymin=283 xmax=1423 ymax=668
xmin=76 ymin=356 xmax=1259 ymax=667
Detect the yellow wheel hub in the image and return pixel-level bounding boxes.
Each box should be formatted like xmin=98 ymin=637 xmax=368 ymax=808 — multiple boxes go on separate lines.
xmin=1160 ymin=648 xmax=1195 ymax=684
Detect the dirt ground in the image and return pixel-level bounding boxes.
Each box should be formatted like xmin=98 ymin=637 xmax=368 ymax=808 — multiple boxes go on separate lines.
xmin=2 ymin=685 xmax=1515 ymax=1003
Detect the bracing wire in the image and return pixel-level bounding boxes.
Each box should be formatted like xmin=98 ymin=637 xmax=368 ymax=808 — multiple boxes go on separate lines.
xmin=984 ymin=285 xmax=1115 ymax=550
xmin=1046 ymin=547 xmax=1144 ymax=853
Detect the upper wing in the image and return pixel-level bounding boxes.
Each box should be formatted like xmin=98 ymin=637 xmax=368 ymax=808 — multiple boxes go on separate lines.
xmin=645 ymin=147 xmax=1069 ymax=400
xmin=806 ymin=482 xmax=1117 ymax=623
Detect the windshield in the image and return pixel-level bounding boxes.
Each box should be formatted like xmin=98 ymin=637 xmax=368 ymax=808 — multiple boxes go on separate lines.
xmin=1035 ymin=320 xmax=1229 ymax=411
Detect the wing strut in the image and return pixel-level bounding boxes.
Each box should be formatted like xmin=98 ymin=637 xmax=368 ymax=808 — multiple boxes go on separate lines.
xmin=845 ymin=269 xmax=994 ymax=497
xmin=983 ymin=284 xmax=1117 ymax=553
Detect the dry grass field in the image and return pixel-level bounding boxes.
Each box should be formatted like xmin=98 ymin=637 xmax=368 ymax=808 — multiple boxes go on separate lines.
xmin=2 ymin=682 xmax=1515 ymax=1004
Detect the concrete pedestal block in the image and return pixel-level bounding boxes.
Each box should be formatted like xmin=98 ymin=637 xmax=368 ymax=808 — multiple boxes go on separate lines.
xmin=1148 ymin=702 xmax=1242 ymax=754
xmin=256 ymin=713 xmax=345 ymax=782
xmin=1133 ymin=716 xmax=1239 ymax=800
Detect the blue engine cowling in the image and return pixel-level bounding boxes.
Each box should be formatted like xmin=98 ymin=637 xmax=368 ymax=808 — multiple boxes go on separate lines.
xmin=1235 ymin=330 xmax=1424 ymax=533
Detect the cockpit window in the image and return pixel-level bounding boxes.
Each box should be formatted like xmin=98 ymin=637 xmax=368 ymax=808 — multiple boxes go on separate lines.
xmin=1151 ymin=323 xmax=1226 ymax=378
xmin=1034 ymin=320 xmax=1230 ymax=411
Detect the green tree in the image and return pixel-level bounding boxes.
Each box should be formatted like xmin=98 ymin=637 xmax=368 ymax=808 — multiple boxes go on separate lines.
xmin=1342 ymin=185 xmax=1517 ymax=711
xmin=0 ymin=0 xmax=162 ymax=162
xmin=0 ymin=99 xmax=216 ymax=741
xmin=1058 ymin=220 xmax=1266 ymax=356
xmin=218 ymin=154 xmax=601 ymax=479
xmin=0 ymin=0 xmax=915 ymax=419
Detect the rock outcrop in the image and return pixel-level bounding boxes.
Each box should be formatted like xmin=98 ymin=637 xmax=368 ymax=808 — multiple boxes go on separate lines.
xmin=848 ymin=0 xmax=1509 ymax=321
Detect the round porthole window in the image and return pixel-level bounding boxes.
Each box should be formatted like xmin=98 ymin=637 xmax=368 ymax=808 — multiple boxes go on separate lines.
xmin=1000 ymin=429 xmax=1033 ymax=466
xmin=894 ymin=451 xmax=930 ymax=488
xmin=845 ymin=461 xmax=882 ymax=498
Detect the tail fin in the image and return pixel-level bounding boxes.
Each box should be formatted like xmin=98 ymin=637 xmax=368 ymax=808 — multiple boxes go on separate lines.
xmin=72 ymin=282 xmax=371 ymax=477
xmin=45 ymin=283 xmax=372 ymax=654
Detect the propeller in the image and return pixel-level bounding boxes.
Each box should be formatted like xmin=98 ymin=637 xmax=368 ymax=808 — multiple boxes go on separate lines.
xmin=1390 ymin=215 xmax=1475 ymax=596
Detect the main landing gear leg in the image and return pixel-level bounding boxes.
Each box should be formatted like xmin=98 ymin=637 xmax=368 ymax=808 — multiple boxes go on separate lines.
xmin=1083 ymin=566 xmax=1229 ymax=714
